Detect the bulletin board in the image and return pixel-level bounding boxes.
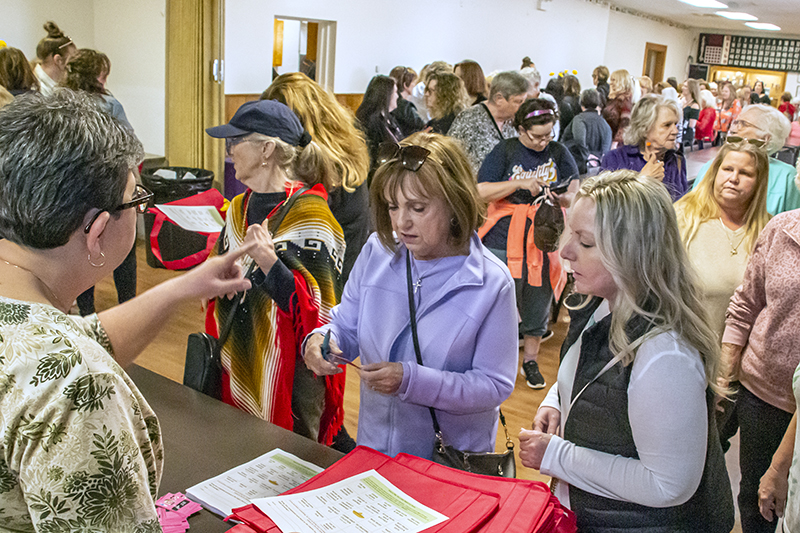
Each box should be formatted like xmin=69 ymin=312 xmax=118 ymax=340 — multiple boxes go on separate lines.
xmin=699 ymin=33 xmax=800 ymax=72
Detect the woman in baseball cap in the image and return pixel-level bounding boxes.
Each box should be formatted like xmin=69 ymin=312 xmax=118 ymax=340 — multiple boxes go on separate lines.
xmin=205 ymin=99 xmax=347 ymax=445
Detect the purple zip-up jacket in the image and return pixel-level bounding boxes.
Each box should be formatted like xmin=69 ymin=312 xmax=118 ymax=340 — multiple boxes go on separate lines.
xmin=310 ymin=233 xmax=518 ymax=459
xmin=601 ymin=144 xmax=688 ymax=200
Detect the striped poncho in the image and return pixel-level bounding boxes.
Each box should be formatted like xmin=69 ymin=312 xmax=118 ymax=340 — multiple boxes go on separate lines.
xmin=208 ymin=183 xmax=346 ymax=444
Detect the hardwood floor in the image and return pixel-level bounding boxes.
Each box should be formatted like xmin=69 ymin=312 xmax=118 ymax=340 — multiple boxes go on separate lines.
xmin=94 ymin=243 xmax=559 ymax=485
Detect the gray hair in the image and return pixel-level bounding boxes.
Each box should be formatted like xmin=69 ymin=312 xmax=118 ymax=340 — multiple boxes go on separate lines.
xmin=519 ymin=67 xmax=541 ymax=90
xmin=739 ymin=104 xmax=791 ymax=155
xmin=489 ymin=71 xmax=529 ymax=100
xmin=0 ymin=90 xmax=143 ymax=248
xmin=623 ymin=94 xmax=681 ymax=146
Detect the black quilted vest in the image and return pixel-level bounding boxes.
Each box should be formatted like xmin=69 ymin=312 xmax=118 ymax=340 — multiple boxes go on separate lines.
xmin=560 ymin=301 xmax=734 ymax=533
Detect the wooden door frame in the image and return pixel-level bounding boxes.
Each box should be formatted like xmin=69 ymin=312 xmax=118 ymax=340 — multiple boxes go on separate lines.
xmin=643 ymin=42 xmax=667 ymax=83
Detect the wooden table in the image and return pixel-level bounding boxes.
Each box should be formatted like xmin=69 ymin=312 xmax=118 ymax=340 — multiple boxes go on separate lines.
xmin=128 ymin=365 xmax=344 ymax=531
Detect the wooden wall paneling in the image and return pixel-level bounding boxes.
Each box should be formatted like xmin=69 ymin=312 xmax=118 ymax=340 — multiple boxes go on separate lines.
xmin=225 ymin=94 xmax=260 ymax=123
xmin=335 ymin=93 xmax=363 ymax=115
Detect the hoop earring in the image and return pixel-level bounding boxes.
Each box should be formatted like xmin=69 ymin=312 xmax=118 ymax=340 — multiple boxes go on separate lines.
xmin=88 ymin=252 xmax=106 ymax=268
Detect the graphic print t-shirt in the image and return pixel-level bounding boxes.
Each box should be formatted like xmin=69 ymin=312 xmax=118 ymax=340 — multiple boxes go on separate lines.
xmin=478 ymin=138 xmax=578 ymax=249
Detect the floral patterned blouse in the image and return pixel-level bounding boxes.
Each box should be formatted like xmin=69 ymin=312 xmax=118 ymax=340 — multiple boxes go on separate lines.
xmin=0 ymin=297 xmax=163 ymax=532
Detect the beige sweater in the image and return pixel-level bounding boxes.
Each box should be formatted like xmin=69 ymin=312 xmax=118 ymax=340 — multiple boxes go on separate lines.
xmin=681 ymin=217 xmax=750 ymax=339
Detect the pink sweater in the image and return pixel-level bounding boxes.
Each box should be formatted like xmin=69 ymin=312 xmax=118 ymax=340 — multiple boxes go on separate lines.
xmin=723 ymin=210 xmax=800 ymax=413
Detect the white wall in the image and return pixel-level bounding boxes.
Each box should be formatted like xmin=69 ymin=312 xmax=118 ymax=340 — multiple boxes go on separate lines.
xmin=604 ymin=10 xmax=695 ymax=82
xmin=93 ymin=0 xmax=166 ymax=156
xmin=275 ymin=19 xmax=301 ymax=76
xmin=0 ymin=0 xmax=166 ymax=156
xmin=225 ymin=0 xmax=675 ymax=97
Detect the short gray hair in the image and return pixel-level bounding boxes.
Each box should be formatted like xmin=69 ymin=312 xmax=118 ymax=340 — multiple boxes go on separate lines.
xmin=0 ymin=90 xmax=143 ymax=248
xmin=623 ymin=94 xmax=680 ymax=146
xmin=489 ymin=71 xmax=529 ymax=100
xmin=519 ymin=67 xmax=541 ymax=89
xmin=739 ymin=104 xmax=791 ymax=155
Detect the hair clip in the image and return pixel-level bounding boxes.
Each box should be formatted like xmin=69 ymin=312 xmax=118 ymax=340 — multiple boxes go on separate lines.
xmin=525 ymin=109 xmax=554 ymax=119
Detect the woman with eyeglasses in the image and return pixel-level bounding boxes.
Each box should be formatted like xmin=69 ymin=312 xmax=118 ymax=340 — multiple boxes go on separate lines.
xmin=424 ymin=71 xmax=471 ymax=135
xmin=477 ymin=98 xmax=578 ymax=390
xmin=303 ymin=132 xmax=518 ymax=459
xmin=674 ymin=140 xmax=770 ymax=339
xmin=0 ymin=91 xmax=252 ymax=530
xmin=601 ymin=94 xmax=688 ymax=200
xmin=205 ymin=99 xmax=346 ymax=445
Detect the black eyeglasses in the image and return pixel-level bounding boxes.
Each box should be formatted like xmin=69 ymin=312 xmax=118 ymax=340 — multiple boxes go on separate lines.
xmin=377 ymin=142 xmax=431 ymax=172
xmin=725 ymin=136 xmax=766 ymax=148
xmin=84 ymin=184 xmax=154 ymax=233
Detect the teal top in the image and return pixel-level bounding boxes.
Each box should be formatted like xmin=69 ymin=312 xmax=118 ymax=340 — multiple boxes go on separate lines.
xmin=692 ymin=158 xmax=800 ymax=216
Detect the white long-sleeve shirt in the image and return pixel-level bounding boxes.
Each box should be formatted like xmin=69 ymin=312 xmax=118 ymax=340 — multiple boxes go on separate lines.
xmin=539 ymin=302 xmax=708 ymax=509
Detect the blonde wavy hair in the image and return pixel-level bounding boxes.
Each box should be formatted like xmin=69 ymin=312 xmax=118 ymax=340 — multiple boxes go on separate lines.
xmin=261 ymin=72 xmax=368 ymax=192
xmin=675 ymin=141 xmax=770 ymax=255
xmin=608 ymin=69 xmax=633 ymax=99
xmin=573 ymin=170 xmax=723 ymax=394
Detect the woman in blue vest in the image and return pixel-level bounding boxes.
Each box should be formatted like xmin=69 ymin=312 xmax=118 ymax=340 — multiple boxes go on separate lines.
xmin=519 ymin=169 xmax=734 ymax=532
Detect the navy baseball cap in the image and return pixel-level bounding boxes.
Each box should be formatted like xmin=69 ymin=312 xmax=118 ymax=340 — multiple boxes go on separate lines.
xmin=205 ymin=99 xmax=311 ymax=147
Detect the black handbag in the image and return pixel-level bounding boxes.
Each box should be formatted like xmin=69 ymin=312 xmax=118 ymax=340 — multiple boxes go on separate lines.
xmin=183 ymin=186 xmax=309 ymax=398
xmin=405 ymin=251 xmax=516 ymax=478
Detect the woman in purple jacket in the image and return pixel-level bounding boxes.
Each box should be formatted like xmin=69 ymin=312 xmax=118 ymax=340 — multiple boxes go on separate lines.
xmin=601 ymin=94 xmax=688 ymax=201
xmin=304 ymin=132 xmax=518 ymax=459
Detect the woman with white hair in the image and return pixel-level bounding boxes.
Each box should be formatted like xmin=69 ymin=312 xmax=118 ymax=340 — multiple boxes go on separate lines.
xmin=519 ymin=170 xmax=734 ymax=532
xmin=601 ymin=94 xmax=687 ymax=200
xmin=692 ymin=103 xmax=798 ymax=215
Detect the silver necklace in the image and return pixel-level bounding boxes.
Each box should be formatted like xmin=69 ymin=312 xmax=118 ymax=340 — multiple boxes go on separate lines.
xmin=718 ymin=218 xmax=746 ymax=256
xmin=0 ymin=259 xmax=67 ymax=312
xmin=411 ymin=256 xmax=445 ymax=294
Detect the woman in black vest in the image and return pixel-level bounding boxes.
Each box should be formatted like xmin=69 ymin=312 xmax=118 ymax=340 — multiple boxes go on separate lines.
xmin=518 ymin=169 xmax=734 ymax=533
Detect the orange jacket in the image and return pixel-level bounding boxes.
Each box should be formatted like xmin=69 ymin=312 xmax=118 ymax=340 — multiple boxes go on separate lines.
xmin=478 ymin=199 xmax=567 ymax=299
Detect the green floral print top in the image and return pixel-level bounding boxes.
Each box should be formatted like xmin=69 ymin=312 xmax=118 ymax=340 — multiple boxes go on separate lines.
xmin=0 ymin=296 xmax=163 ymax=532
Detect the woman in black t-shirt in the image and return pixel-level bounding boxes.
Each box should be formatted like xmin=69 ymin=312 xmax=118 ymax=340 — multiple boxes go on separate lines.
xmin=476 ymin=99 xmax=579 ymax=390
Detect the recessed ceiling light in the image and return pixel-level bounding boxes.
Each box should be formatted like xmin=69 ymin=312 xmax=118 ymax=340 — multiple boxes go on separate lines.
xmin=745 ymin=22 xmax=781 ymax=30
xmin=716 ymin=11 xmax=757 ymax=20
xmin=678 ymin=0 xmax=728 ymax=8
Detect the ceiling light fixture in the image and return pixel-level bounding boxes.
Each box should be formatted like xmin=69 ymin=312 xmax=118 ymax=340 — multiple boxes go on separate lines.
xmin=745 ymin=22 xmax=781 ymax=30
xmin=715 ymin=11 xmax=757 ymax=20
xmin=677 ymin=0 xmax=728 ymax=8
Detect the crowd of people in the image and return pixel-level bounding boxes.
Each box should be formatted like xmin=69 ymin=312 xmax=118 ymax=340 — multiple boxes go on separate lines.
xmin=2 ymin=20 xmax=800 ymax=533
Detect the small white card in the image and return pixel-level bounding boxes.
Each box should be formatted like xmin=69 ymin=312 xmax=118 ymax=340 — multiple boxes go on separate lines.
xmin=252 ymin=469 xmax=448 ymax=533
xmin=155 ymin=204 xmax=225 ymax=233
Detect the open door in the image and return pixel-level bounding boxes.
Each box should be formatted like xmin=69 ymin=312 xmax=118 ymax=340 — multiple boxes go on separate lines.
xmin=272 ymin=16 xmax=336 ymax=91
xmin=165 ymin=0 xmax=226 ymax=188
xmin=642 ymin=42 xmax=667 ymax=83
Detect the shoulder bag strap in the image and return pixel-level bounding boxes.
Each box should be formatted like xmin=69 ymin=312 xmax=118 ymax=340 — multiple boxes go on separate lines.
xmin=405 ymin=250 xmax=512 ymax=449
xmin=217 ymin=185 xmax=310 ymax=348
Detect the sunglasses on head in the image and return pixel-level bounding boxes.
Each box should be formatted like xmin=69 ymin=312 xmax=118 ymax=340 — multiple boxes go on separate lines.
xmin=725 ymin=136 xmax=766 ymax=148
xmin=377 ymin=142 xmax=431 ymax=172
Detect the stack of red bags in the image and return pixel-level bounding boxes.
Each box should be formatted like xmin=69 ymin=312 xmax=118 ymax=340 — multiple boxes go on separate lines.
xmin=224 ymin=446 xmax=576 ymax=533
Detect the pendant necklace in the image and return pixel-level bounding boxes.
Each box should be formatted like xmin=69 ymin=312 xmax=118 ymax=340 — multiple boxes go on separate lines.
xmin=411 ymin=256 xmax=445 ymax=295
xmin=0 ymin=259 xmax=67 ymax=312
xmin=718 ymin=218 xmax=746 ymax=256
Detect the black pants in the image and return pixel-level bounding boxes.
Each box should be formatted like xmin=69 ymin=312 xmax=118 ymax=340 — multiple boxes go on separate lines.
xmin=718 ymin=384 xmax=794 ymax=533
xmin=77 ymin=245 xmax=137 ymax=315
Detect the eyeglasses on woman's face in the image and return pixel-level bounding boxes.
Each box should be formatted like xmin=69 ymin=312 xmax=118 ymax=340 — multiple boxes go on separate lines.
xmin=84 ymin=184 xmax=154 ymax=234
xmin=526 ymin=130 xmax=554 ymax=144
xmin=225 ymin=134 xmax=259 ymax=157
xmin=378 ymin=142 xmax=431 ymax=172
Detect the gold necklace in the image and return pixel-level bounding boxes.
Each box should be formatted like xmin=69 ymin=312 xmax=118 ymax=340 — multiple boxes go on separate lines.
xmin=0 ymin=259 xmax=67 ymax=312
xmin=718 ymin=218 xmax=746 ymax=256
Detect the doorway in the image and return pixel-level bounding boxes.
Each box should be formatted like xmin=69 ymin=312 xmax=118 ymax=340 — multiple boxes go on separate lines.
xmin=642 ymin=42 xmax=667 ymax=83
xmin=273 ymin=17 xmax=336 ymax=91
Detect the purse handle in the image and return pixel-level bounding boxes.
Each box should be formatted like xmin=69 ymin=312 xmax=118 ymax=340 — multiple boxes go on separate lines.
xmin=405 ymin=250 xmax=514 ymax=451
xmin=216 ymin=185 xmax=310 ymax=348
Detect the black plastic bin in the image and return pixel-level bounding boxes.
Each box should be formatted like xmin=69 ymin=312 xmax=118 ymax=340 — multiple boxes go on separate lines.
xmin=141 ymin=167 xmax=215 ymax=269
